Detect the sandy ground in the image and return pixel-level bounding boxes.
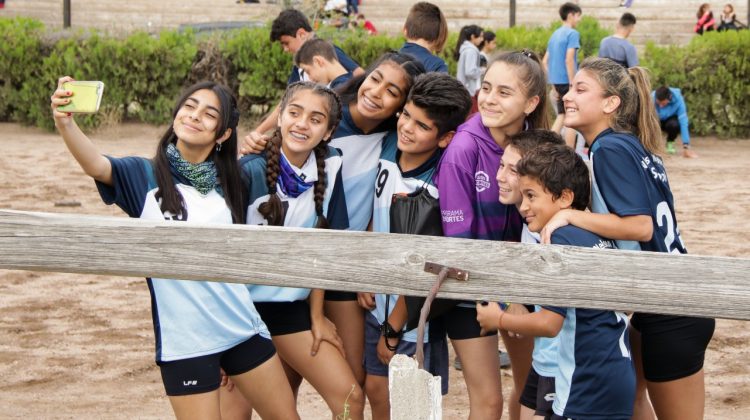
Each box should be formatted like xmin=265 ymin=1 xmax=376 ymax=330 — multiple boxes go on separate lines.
xmin=0 ymin=122 xmax=749 ymax=419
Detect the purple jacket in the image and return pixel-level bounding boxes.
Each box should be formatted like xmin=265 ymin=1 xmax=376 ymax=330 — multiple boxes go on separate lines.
xmin=434 ymin=113 xmax=522 ymax=241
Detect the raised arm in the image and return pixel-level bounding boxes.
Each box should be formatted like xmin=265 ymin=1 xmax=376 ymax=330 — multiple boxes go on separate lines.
xmin=51 ymin=76 xmax=112 ymax=185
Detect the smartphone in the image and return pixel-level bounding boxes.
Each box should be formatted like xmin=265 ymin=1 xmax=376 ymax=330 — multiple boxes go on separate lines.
xmin=58 ymin=81 xmax=105 ymax=113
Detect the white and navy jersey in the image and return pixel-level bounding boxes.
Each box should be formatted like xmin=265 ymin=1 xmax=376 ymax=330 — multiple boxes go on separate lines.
xmin=329 ymin=104 xmax=389 ymax=231
xmin=543 ymin=225 xmax=634 ymax=420
xmin=589 ymin=128 xmax=687 ymax=255
xmin=241 ymin=146 xmax=348 ymax=302
xmin=371 ymin=132 xmax=441 ymax=342
xmin=522 ymin=223 xmax=560 ymax=378
xmin=96 ymin=156 xmax=269 ymax=363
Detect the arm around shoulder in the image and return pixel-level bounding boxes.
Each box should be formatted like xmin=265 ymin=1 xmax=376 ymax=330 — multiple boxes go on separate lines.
xmin=541 ymin=209 xmax=653 ymax=244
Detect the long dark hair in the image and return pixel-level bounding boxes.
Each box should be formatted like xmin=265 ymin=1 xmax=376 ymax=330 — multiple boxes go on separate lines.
xmin=454 ymin=25 xmax=483 ymax=60
xmin=336 ymin=51 xmax=425 ymax=133
xmin=152 ymin=81 xmax=245 ymax=223
xmin=258 ymin=82 xmax=343 ymax=229
xmin=486 ymin=50 xmax=550 ymax=130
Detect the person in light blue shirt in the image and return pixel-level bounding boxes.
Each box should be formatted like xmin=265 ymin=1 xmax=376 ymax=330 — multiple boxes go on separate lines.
xmin=653 ymin=86 xmax=697 ymax=157
xmin=543 ymin=2 xmax=582 ymax=149
xmin=51 ymin=79 xmax=300 ymax=419
xmin=240 ymin=82 xmax=366 ymax=419
xmin=493 ymin=129 xmax=566 ymax=420
xmin=599 ymin=12 xmax=639 ymax=68
xmin=359 ymin=73 xmax=472 ymax=418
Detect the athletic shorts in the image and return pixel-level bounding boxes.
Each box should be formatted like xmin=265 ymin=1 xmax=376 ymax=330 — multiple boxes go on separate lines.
xmin=254 ymin=300 xmax=312 ymax=336
xmin=553 ymin=83 xmax=570 ymax=115
xmin=159 ymin=334 xmax=276 ymax=396
xmin=631 ymin=313 xmax=715 ymax=382
xmin=440 ymin=303 xmax=497 ymax=340
xmin=363 ymin=312 xmax=449 ymax=395
xmin=551 ymin=414 xmax=628 ymax=420
xmin=519 ymin=367 xmax=555 ymax=418
xmin=325 ymin=290 xmax=358 ymax=301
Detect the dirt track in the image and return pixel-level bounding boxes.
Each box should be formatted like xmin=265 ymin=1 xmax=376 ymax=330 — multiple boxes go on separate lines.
xmin=0 ymin=122 xmax=748 ymax=418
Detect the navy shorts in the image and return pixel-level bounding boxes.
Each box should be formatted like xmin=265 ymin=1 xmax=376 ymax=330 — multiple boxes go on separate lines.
xmin=519 ymin=367 xmax=555 ymax=418
xmin=254 ymin=300 xmax=312 ymax=336
xmin=553 ymin=83 xmax=569 ymax=115
xmin=631 ymin=313 xmax=715 ymax=382
xmin=159 ymin=334 xmax=275 ymax=396
xmin=363 ymin=312 xmax=449 ymax=395
xmin=440 ymin=303 xmax=497 ymax=340
xmin=325 ymin=290 xmax=358 ymax=301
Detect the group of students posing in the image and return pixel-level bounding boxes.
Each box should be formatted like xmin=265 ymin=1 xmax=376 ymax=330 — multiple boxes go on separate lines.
xmin=50 ymin=3 xmax=715 ymax=420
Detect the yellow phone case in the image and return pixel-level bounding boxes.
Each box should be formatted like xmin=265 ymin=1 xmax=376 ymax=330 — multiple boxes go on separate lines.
xmin=58 ymin=81 xmax=105 ymax=113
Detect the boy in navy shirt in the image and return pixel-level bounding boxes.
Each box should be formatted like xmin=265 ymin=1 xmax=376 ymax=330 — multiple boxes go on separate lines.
xmin=477 ymin=143 xmax=635 ymax=420
xmin=543 ymin=2 xmax=582 ymax=148
xmin=398 ymin=2 xmax=449 ymax=73
xmin=294 ymin=38 xmax=353 ymax=89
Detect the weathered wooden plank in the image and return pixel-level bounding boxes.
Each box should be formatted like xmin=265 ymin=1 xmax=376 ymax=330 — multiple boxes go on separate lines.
xmin=1 ymin=210 xmax=750 ymax=320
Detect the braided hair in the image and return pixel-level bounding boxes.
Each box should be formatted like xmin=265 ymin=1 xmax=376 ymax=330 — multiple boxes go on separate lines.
xmin=258 ymin=82 xmax=343 ymax=228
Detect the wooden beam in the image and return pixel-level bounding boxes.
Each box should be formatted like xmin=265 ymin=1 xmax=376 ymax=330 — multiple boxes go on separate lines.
xmin=2 ymin=210 xmax=750 ymax=320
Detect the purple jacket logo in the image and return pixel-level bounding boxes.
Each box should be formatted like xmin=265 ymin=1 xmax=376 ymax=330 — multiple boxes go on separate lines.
xmin=475 ymin=171 xmax=491 ymax=192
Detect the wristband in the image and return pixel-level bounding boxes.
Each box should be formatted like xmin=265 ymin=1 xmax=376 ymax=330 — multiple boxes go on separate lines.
xmin=499 ymin=302 xmax=511 ymax=310
xmin=381 ymin=321 xmax=402 ymax=352
xmin=380 ymin=321 xmax=403 ymax=339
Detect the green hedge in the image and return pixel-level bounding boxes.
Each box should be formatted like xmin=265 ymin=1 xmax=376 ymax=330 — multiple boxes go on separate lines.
xmin=1 ymin=16 xmax=747 ymax=137
xmin=642 ymin=29 xmax=750 ymax=138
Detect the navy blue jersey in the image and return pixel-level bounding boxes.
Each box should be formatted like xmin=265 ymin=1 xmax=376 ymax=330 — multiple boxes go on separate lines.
xmin=399 ymin=42 xmax=448 ymax=73
xmin=544 ymin=225 xmax=633 ymax=419
xmin=589 ymin=129 xmax=687 ymax=254
xmin=288 ymin=43 xmax=360 ymax=84
xmin=96 ymin=157 xmax=269 ymax=363
xmin=241 ymin=145 xmax=348 ymax=302
xmin=329 ymin=71 xmax=353 ymax=89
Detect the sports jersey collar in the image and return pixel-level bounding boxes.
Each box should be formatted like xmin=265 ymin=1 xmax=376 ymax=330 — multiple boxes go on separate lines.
xmin=279 ymin=149 xmax=318 ymax=182
xmin=396 ymin=148 xmax=442 ymax=180
xmin=336 ymin=103 xmax=365 ymax=137
xmin=588 ymin=128 xmax=615 ymax=157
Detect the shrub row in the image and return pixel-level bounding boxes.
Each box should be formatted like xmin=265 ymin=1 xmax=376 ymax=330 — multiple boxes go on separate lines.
xmin=641 ymin=29 xmax=750 ymax=138
xmin=1 ymin=16 xmax=747 ymax=137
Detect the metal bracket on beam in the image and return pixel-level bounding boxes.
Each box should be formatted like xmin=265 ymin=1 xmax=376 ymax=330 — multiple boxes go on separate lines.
xmin=423 ymin=262 xmax=469 ymax=281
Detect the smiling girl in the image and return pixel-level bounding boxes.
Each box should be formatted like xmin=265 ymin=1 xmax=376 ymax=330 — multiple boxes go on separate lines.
xmin=238 ymin=81 xmax=365 ymax=419
xmin=243 ymin=52 xmax=425 ymax=388
xmin=435 ymin=50 xmax=549 ymax=420
xmin=50 ymin=78 xmax=299 ymax=420
xmin=543 ymin=57 xmax=715 ymax=420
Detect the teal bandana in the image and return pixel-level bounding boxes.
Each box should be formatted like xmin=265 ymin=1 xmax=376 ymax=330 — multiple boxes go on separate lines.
xmin=166 ymin=143 xmax=217 ymax=195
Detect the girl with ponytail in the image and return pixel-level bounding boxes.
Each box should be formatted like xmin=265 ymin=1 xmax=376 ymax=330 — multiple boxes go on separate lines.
xmin=541 ymin=57 xmax=714 ymax=420
xmin=51 ymin=78 xmax=299 ymax=419
xmin=239 ymin=81 xmax=365 ymax=419
xmin=434 ymin=49 xmax=549 ymax=420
